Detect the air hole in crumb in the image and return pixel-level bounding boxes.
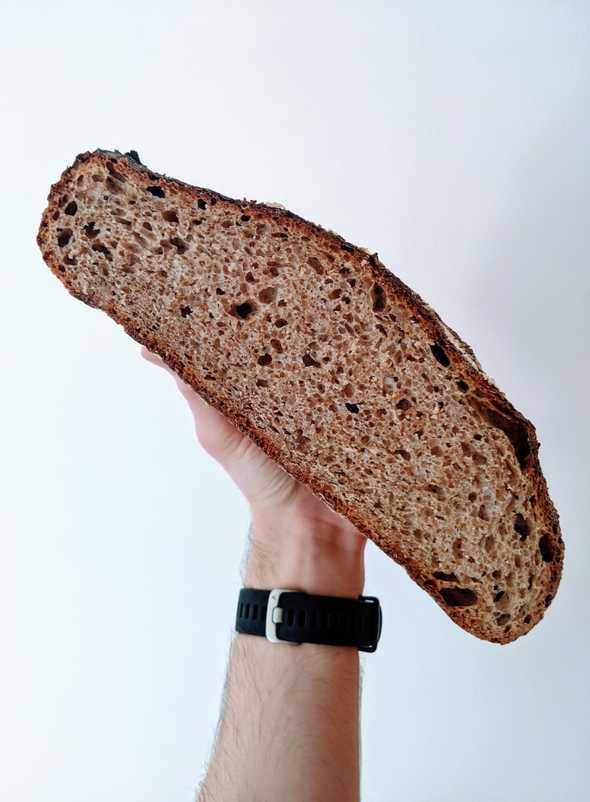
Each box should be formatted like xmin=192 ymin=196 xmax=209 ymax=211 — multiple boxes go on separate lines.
xmin=232 ymin=301 xmax=256 ymax=320
xmin=84 ymin=221 xmax=100 ymax=239
xmin=64 ymin=201 xmax=77 ymax=216
xmin=216 ymin=288 xmax=225 ymax=295
xmin=106 ymin=176 xmax=124 ymax=194
xmin=275 ymin=318 xmax=288 ymax=328
xmin=372 ymin=284 xmax=386 ymax=313
xmin=240 ymin=214 xmax=250 ymax=222
xmin=440 ymin=587 xmax=477 ymax=607
xmin=245 ymin=271 xmax=256 ymax=283
xmin=308 ymin=257 xmax=324 ymax=275
xmin=468 ymin=397 xmax=531 ymax=470
xmin=514 ymin=513 xmax=529 ymax=542
xmin=539 ymin=533 xmax=555 ymax=562
xmin=496 ymin=613 xmax=510 ymax=626
xmin=329 ymin=289 xmax=342 ymax=300
xmin=143 ymin=221 xmax=153 ymax=231
xmin=345 ymin=403 xmax=360 ymax=414
xmin=256 ymin=378 xmax=268 ymax=387
xmin=170 ymin=236 xmax=188 ymax=254
xmin=163 ymin=209 xmax=179 ymax=223
xmin=524 ymin=614 xmax=532 ymax=624
xmin=180 ymin=305 xmax=192 ymax=318
xmin=270 ymin=339 xmax=283 ymax=353
xmin=258 ymin=353 xmax=272 ymax=366
xmin=395 ymin=449 xmax=411 ymax=461
xmin=468 ymin=491 xmax=477 ymax=502
xmin=342 ymin=383 xmax=353 ymax=398
xmin=91 ymin=242 xmax=112 ymax=260
xmin=430 ymin=343 xmax=450 ymax=367
xmin=303 ymin=353 xmax=321 ymax=368
xmin=146 ymin=186 xmax=165 ymax=197
xmin=433 ymin=571 xmax=458 ymax=582
xmin=197 ymin=198 xmax=207 ymax=210
xmin=396 ymin=398 xmax=411 ymax=411
xmin=259 ymin=287 xmax=277 ymax=304
xmin=457 ymin=380 xmax=469 ymax=392
xmin=57 ymin=229 xmax=72 ymax=247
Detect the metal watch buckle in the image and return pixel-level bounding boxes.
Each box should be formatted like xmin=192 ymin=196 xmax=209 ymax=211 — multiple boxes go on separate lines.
xmin=265 ymin=588 xmax=302 ymax=645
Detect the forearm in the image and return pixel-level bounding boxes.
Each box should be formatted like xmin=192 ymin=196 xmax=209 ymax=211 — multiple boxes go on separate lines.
xmin=197 ymin=513 xmax=365 ymax=802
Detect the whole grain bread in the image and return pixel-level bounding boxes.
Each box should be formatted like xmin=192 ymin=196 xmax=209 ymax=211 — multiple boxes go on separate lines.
xmin=37 ymin=149 xmax=564 ymax=643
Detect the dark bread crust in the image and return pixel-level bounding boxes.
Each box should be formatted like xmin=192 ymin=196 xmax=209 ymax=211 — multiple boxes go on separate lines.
xmin=38 ymin=150 xmax=564 ymax=643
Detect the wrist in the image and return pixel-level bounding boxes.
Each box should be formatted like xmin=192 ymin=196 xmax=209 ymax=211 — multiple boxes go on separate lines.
xmin=244 ymin=509 xmax=366 ymax=598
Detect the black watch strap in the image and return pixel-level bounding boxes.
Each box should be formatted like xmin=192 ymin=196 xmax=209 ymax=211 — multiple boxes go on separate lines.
xmin=235 ymin=587 xmax=382 ymax=653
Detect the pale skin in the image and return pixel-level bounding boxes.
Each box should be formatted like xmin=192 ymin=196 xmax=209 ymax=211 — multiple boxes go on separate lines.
xmin=142 ymin=347 xmax=367 ymax=802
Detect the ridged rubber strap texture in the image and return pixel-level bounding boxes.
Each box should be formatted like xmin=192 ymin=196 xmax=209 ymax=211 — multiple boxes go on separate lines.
xmin=235 ymin=587 xmax=382 ymax=652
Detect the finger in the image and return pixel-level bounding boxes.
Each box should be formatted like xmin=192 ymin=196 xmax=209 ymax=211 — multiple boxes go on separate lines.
xmin=141 ymin=346 xmax=237 ymax=447
xmin=140 ymin=345 xmax=159 ymax=363
xmin=141 ymin=346 xmax=185 ymax=385
xmin=141 ymin=346 xmax=204 ymax=398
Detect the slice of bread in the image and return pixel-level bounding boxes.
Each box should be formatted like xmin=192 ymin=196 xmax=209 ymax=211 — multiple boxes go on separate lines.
xmin=37 ymin=149 xmax=564 ymax=643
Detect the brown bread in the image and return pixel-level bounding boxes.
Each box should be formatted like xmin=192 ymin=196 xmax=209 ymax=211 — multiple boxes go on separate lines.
xmin=37 ymin=150 xmax=564 ymax=643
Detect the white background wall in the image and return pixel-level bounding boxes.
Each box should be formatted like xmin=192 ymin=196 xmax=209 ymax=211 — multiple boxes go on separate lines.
xmin=1 ymin=2 xmax=588 ymax=800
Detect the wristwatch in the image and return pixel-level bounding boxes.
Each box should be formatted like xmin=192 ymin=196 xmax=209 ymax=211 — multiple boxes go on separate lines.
xmin=235 ymin=587 xmax=382 ymax=653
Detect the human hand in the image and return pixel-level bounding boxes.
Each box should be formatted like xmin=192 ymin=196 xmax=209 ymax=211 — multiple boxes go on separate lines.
xmin=141 ymin=347 xmax=366 ymax=597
